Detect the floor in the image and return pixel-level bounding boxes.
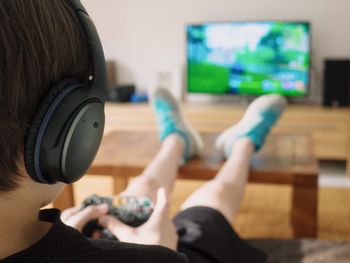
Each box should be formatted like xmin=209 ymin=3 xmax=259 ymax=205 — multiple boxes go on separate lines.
xmin=73 ymin=161 xmax=350 ymax=241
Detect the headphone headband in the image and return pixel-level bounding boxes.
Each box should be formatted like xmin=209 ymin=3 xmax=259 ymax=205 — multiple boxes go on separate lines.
xmin=67 ymin=0 xmax=106 ymax=101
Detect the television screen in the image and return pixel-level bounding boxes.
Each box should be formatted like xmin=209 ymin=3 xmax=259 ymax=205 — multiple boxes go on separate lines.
xmin=187 ymin=21 xmax=311 ymax=96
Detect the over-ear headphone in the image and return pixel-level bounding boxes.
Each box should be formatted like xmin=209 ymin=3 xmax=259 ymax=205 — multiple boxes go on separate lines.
xmin=24 ymin=0 xmax=106 ymax=184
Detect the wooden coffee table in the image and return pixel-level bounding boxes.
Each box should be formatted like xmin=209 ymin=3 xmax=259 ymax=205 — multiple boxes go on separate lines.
xmin=55 ymin=131 xmax=319 ymax=238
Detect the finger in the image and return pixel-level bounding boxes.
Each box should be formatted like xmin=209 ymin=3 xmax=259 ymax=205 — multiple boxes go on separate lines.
xmin=98 ymin=215 xmax=132 ymax=235
xmin=66 ymin=204 xmax=109 ymax=231
xmin=60 ymin=206 xmax=81 ymax=221
xmin=147 ymin=188 xmax=169 ymax=225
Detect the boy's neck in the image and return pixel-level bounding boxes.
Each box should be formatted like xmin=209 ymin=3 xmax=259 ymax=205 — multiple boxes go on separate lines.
xmin=0 ymin=195 xmax=52 ymax=260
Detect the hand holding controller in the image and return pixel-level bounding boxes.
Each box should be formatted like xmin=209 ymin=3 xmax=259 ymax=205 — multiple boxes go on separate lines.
xmin=81 ymin=194 xmax=154 ymax=239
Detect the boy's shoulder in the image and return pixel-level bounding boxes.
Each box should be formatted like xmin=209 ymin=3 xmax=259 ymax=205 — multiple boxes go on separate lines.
xmin=53 ymin=209 xmax=188 ymax=263
xmin=1 ymin=209 xmax=187 ymax=263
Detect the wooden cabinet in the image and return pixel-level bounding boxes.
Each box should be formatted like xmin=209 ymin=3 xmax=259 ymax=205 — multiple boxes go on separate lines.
xmin=273 ymin=106 xmax=350 ymax=164
xmin=105 ymin=103 xmax=350 ymax=175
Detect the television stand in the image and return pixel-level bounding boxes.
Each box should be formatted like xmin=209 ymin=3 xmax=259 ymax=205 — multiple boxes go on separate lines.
xmin=185 ymin=93 xmax=318 ymax=106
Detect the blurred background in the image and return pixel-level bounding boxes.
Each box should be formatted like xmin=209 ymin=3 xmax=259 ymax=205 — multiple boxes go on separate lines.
xmin=59 ymin=0 xmax=350 ymax=244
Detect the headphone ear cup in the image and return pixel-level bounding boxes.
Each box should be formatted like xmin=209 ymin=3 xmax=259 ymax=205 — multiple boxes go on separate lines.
xmin=24 ymin=78 xmax=80 ymax=183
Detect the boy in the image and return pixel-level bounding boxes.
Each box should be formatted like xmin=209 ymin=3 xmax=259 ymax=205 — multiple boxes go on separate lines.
xmin=0 ymin=0 xmax=286 ymax=262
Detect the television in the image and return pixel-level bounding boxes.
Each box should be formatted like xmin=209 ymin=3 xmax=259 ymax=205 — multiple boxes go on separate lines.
xmin=186 ymin=21 xmax=311 ymax=97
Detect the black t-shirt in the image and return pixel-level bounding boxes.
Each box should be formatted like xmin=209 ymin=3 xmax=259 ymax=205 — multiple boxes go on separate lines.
xmin=0 ymin=209 xmax=188 ymax=263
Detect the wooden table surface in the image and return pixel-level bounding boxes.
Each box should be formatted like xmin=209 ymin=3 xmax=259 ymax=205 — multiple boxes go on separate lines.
xmin=89 ymin=132 xmax=319 ymax=187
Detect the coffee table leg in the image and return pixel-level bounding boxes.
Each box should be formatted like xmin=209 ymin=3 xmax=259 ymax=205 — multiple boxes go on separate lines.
xmin=113 ymin=176 xmax=128 ymax=195
xmin=53 ymin=184 xmax=75 ymax=210
xmin=291 ymin=184 xmax=318 ymax=238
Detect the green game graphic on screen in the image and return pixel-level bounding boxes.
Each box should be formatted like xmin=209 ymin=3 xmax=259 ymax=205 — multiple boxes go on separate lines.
xmin=187 ymin=21 xmax=310 ymax=96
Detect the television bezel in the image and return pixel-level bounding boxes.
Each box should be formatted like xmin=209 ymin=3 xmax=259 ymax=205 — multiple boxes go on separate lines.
xmin=185 ymin=20 xmax=312 ymax=98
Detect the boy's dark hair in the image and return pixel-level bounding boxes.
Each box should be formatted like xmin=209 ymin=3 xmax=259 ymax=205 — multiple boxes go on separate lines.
xmin=0 ymin=0 xmax=91 ymax=192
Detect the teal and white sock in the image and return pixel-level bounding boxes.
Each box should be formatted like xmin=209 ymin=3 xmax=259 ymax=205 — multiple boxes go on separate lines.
xmin=216 ymin=94 xmax=287 ymax=158
xmin=150 ymin=88 xmax=204 ymax=161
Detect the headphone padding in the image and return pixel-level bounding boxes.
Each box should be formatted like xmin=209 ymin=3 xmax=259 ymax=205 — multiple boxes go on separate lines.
xmin=24 ymin=78 xmax=81 ymax=183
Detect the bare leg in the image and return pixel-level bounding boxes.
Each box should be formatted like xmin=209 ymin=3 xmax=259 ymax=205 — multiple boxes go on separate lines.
xmin=181 ymin=138 xmax=254 ymax=222
xmin=120 ymin=134 xmax=184 ymax=201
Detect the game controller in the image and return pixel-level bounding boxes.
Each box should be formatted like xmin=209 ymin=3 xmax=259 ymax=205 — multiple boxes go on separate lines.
xmin=81 ymin=194 xmax=154 ymax=239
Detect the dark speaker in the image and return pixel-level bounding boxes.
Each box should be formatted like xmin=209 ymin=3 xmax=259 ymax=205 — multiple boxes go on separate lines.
xmin=107 ymin=85 xmax=135 ymax=103
xmin=323 ymin=59 xmax=350 ymax=107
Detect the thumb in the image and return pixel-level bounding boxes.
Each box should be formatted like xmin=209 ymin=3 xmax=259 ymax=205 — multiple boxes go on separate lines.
xmin=65 ymin=204 xmax=108 ymax=231
xmin=77 ymin=204 xmax=109 ymax=222
xmin=61 ymin=206 xmax=81 ymax=221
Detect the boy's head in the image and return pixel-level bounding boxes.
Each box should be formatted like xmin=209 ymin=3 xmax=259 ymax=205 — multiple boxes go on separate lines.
xmin=0 ymin=0 xmax=90 ymax=194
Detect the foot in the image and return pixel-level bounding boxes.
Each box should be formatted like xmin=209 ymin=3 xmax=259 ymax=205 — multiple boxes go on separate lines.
xmin=150 ymin=88 xmax=204 ymax=161
xmin=215 ymin=94 xmax=287 ymax=158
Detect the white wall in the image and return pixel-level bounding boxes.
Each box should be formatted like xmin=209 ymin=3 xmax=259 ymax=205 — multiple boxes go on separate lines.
xmin=82 ymin=0 xmax=350 ymax=99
